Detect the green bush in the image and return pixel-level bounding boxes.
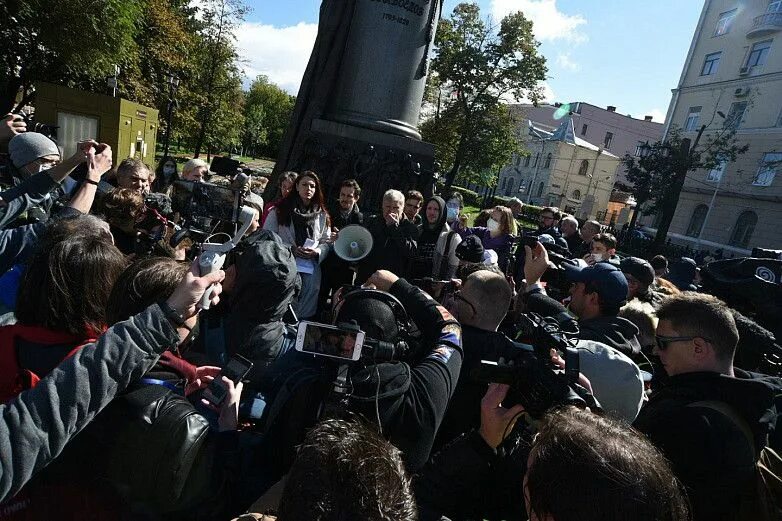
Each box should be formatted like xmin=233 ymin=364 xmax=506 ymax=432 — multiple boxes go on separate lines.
xmin=444 ymin=186 xmax=482 ymax=207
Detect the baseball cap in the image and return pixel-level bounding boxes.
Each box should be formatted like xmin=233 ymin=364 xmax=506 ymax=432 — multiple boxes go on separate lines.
xmin=620 ymin=257 xmax=655 ymax=287
xmin=563 ymin=261 xmax=629 ymax=307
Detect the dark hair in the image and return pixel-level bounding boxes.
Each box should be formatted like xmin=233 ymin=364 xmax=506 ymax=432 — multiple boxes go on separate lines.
xmin=592 ymin=232 xmax=617 ymax=250
xmin=656 ymin=292 xmax=739 ymax=363
xmin=473 ymin=209 xmax=492 ymax=227
xmin=101 ymin=188 xmax=145 ymax=224
xmin=106 ymin=257 xmax=188 ymax=324
xmin=279 ymin=171 xmax=298 ymax=187
xmin=16 ymin=234 xmax=127 ymax=336
xmin=527 ymin=407 xmax=689 ymax=521
xmin=277 ymin=418 xmax=416 ymax=521
xmin=405 ymin=190 xmax=424 ymax=203
xmin=446 ymin=192 xmax=464 ymax=208
xmin=650 ymin=254 xmax=669 ymax=271
xmin=340 ymin=178 xmax=362 ymax=198
xmin=275 ymin=171 xmax=330 ymax=227
xmin=541 ymin=206 xmax=561 ymax=220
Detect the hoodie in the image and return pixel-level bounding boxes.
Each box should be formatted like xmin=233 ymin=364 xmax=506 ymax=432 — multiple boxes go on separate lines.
xmin=578 ymin=314 xmax=642 ymax=356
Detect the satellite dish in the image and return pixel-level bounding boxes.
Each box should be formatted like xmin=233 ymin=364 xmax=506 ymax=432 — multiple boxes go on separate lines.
xmin=334 ymin=225 xmax=374 ymax=262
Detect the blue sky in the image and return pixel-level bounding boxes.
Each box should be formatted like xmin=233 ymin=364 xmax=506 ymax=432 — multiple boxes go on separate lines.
xmin=235 ymin=0 xmax=705 ymax=125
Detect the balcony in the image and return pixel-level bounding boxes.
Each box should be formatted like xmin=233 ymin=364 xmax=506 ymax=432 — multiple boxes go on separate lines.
xmin=747 ymin=12 xmax=782 ymax=38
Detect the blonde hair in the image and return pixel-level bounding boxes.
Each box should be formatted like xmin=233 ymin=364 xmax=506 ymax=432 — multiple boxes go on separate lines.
xmin=182 ymin=158 xmax=208 ymax=177
xmin=492 ymin=205 xmax=517 ymax=236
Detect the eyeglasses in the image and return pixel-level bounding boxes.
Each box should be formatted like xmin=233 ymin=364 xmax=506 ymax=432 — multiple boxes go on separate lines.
xmin=454 ymin=291 xmax=477 ymax=315
xmin=655 ymin=335 xmax=711 ymax=350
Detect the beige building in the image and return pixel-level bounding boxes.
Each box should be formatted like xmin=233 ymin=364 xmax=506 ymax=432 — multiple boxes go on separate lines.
xmin=497 ymin=117 xmax=621 ymax=221
xmin=644 ymin=0 xmax=782 ymax=254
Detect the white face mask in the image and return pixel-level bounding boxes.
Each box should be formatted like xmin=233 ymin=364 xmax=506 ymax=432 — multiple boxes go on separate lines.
xmin=487 ymin=218 xmax=500 ymax=232
xmin=591 ymin=253 xmax=604 ymax=263
xmin=446 ymin=206 xmax=459 ymax=222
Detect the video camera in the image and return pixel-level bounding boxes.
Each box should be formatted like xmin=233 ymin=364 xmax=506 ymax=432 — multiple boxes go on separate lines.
xmin=411 ymin=277 xmax=457 ymax=304
xmin=472 ymin=312 xmax=596 ymax=417
xmin=170 ymin=180 xmax=244 ymax=250
xmin=12 ymin=110 xmax=58 ymax=139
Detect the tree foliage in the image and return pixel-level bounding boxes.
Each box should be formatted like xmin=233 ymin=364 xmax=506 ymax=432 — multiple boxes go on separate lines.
xmin=0 ymin=0 xmax=249 ymax=158
xmin=422 ymin=2 xmax=548 ymax=189
xmin=241 ymin=76 xmax=295 ymax=159
xmin=622 ymin=125 xmax=749 ymax=251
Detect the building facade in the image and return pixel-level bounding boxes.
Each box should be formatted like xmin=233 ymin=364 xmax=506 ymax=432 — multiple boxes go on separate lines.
xmin=510 ymin=102 xmax=665 ymax=187
xmin=497 ymin=117 xmax=621 ymax=221
xmin=645 ymin=0 xmax=782 ymax=254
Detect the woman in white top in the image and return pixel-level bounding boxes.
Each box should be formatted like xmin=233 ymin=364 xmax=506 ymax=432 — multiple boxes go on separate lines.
xmin=263 ymin=171 xmax=331 ymax=319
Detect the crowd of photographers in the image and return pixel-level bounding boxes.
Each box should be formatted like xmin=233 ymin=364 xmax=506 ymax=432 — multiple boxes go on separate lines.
xmin=0 ymin=116 xmax=781 ymax=521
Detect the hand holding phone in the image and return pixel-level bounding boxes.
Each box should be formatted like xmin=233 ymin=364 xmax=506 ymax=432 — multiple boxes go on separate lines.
xmin=202 ymin=354 xmax=253 ymax=406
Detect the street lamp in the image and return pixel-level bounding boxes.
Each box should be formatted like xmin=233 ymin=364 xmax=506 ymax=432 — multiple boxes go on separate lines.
xmin=162 ymin=72 xmax=180 ymax=162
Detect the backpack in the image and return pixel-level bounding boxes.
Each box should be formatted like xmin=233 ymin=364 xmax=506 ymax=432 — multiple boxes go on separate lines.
xmin=689 ymin=400 xmax=782 ymax=521
xmin=0 ymin=324 xmax=95 ymax=403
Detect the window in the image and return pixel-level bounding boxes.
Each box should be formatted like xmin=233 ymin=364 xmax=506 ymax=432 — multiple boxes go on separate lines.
xmin=714 ymin=9 xmax=737 ymax=35
xmin=686 ymin=204 xmax=709 ymax=237
xmin=747 ymin=40 xmax=772 ymax=69
xmin=57 ymin=112 xmax=99 ymax=159
xmin=536 ymin=181 xmax=545 ymax=198
xmin=769 ymin=1 xmax=782 ymax=13
xmin=754 ymin=152 xmax=782 ymax=186
xmin=506 ymin=178 xmax=515 ymax=195
xmin=501 ymin=177 xmax=508 ymax=189
xmin=544 ymin=153 xmax=552 ymax=168
xmin=701 ymin=52 xmax=722 ymax=75
xmin=578 ymin=159 xmax=589 ymax=176
xmin=707 ymin=160 xmax=727 ymax=182
xmin=524 ymin=155 xmax=531 ymax=167
xmin=581 ymin=124 xmax=588 ymax=136
xmin=604 ymin=132 xmax=613 ymax=149
xmin=724 ymin=101 xmax=747 ymax=129
xmin=685 ymin=106 xmax=702 ymax=131
xmin=572 ymin=189 xmax=582 ymax=200
xmin=729 ymin=210 xmax=757 ymax=248
xmin=634 ymin=142 xmax=646 ymax=156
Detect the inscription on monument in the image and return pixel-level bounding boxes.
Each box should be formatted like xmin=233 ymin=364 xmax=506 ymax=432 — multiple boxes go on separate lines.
xmin=382 ymin=12 xmax=410 ymax=25
xmin=369 ymin=0 xmax=427 ymax=17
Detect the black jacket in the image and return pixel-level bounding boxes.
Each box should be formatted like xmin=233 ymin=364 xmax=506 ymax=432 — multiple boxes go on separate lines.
xmin=257 ymin=279 xmax=462 ymax=476
xmin=329 ymin=202 xmax=363 ymax=230
xmin=578 ymin=315 xmax=641 ymax=356
xmin=356 ymin=215 xmax=419 ymax=282
xmin=633 ymin=370 xmax=778 ymax=521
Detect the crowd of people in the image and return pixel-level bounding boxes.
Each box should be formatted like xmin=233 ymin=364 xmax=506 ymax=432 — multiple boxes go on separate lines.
xmin=0 ymin=114 xmax=781 ymax=521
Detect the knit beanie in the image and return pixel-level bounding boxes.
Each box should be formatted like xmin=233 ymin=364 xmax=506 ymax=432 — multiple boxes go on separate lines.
xmin=8 ymin=132 xmax=61 ymax=168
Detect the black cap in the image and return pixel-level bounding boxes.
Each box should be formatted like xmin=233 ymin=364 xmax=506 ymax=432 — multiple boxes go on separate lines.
xmin=455 ymin=235 xmax=484 ymax=263
xmin=620 ymin=257 xmax=656 ymax=287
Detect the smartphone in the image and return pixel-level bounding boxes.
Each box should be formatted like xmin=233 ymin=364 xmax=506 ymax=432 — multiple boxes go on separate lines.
xmin=202 ymin=354 xmax=254 ymax=406
xmin=295 ymin=321 xmax=365 ymax=362
xmin=171 ymin=180 xmax=241 ymax=222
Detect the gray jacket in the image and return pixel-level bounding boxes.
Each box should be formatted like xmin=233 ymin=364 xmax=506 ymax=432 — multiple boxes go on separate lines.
xmin=0 ymin=303 xmax=179 ymax=502
xmin=0 ymin=170 xmax=60 ymax=230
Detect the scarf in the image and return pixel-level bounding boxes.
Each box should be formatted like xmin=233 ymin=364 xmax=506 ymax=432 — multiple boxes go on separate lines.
xmin=291 ymin=199 xmax=321 ymax=247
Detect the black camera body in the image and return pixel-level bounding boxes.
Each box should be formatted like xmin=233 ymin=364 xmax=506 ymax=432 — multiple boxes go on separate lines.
xmin=471 ymin=312 xmax=593 ymax=417
xmin=13 ymin=111 xmax=58 ymax=139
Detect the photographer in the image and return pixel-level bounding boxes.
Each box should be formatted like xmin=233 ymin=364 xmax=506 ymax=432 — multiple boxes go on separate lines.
xmin=1 ymin=135 xmax=102 ymax=228
xmin=257 ymin=269 xmax=462 ymax=480
xmin=0 ymin=258 xmax=225 ymax=507
xmin=524 ymin=243 xmax=642 ymax=359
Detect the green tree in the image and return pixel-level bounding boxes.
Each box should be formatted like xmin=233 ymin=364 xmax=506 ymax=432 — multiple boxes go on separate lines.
xmin=242 ymin=76 xmax=296 ymax=158
xmin=0 ymin=0 xmax=143 ymax=112
xmin=622 ymin=125 xmax=749 ymax=252
xmin=423 ymin=2 xmax=548 ymax=190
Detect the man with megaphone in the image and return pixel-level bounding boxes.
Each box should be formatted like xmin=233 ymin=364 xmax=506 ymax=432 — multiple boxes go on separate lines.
xmin=356 ymin=189 xmax=420 ymax=283
xmin=319 ymin=180 xmax=365 ymax=312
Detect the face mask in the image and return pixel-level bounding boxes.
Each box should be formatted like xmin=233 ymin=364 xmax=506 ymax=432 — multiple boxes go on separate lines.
xmin=591 ymin=253 xmax=604 ymax=263
xmin=163 ymin=166 xmax=176 ymax=175
xmin=487 ymin=218 xmax=500 ymax=232
xmin=446 ymin=207 xmax=459 ymax=222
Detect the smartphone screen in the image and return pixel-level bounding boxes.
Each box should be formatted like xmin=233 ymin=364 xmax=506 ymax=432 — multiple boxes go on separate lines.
xmin=171 ymin=180 xmax=240 ymax=222
xmin=203 ymin=354 xmax=253 ymax=406
xmin=295 ymin=321 xmax=365 ymax=361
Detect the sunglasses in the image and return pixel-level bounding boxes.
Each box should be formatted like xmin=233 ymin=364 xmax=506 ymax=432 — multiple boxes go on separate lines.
xmin=655 ymin=335 xmax=711 ymax=350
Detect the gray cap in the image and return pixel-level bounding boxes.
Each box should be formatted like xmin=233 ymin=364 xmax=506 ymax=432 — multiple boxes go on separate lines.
xmin=8 ymin=132 xmax=61 ymax=168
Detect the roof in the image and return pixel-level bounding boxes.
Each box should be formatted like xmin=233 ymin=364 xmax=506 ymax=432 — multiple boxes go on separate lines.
xmin=527 ymin=116 xmax=619 ymax=158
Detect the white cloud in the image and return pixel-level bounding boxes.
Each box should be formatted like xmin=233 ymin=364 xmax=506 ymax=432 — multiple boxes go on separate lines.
xmin=555 ymin=53 xmax=580 ymax=72
xmin=235 ymin=21 xmax=318 ymax=94
xmin=491 ymin=0 xmax=587 ymax=44
xmin=502 ymin=81 xmax=556 ymax=104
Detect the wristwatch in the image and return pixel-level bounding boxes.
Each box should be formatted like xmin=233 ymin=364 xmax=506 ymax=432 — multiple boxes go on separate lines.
xmin=159 ymin=300 xmax=190 ymax=328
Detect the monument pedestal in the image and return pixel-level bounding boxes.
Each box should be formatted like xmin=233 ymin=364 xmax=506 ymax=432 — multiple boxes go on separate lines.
xmin=300 ymin=118 xmax=435 ymax=210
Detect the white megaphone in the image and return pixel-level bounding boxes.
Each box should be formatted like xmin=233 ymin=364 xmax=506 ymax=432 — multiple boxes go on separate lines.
xmin=334 ymin=225 xmax=373 ymax=262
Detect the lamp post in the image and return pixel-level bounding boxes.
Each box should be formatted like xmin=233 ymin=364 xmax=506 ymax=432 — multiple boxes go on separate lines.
xmin=162 ymin=73 xmax=180 ymax=162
